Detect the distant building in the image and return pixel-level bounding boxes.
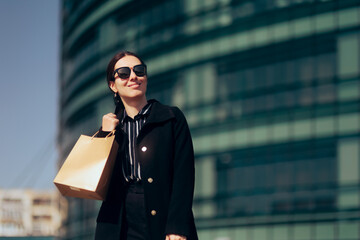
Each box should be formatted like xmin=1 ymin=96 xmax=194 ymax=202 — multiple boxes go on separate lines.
xmin=0 ymin=238 xmax=54 ymax=240
xmin=0 ymin=189 xmax=64 ymax=238
xmin=0 ymin=237 xmax=54 ymax=240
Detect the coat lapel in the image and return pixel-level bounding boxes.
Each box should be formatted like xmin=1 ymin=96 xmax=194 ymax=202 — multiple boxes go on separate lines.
xmin=138 ymin=100 xmax=175 ymax=144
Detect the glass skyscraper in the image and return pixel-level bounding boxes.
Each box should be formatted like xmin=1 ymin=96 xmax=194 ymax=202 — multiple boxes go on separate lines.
xmin=59 ymin=0 xmax=360 ymax=239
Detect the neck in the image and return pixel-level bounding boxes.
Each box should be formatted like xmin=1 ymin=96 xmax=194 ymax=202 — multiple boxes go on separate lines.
xmin=121 ymin=96 xmax=148 ymax=118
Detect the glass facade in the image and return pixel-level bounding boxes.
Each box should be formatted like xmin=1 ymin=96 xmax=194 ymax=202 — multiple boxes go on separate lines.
xmin=59 ymin=0 xmax=360 ymax=239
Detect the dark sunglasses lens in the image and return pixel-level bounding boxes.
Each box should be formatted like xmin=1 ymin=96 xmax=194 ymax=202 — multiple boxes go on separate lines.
xmin=117 ymin=67 xmax=131 ymax=79
xmin=134 ymin=65 xmax=146 ymax=76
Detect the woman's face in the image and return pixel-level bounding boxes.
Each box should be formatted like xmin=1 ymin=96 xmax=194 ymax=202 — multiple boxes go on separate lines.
xmin=109 ymin=55 xmax=147 ymax=101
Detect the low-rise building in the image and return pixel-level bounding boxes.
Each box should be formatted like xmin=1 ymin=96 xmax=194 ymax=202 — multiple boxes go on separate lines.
xmin=0 ymin=189 xmax=65 ymax=237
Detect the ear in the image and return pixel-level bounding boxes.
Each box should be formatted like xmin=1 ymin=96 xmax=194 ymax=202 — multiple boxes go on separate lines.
xmin=108 ymin=81 xmax=118 ymax=93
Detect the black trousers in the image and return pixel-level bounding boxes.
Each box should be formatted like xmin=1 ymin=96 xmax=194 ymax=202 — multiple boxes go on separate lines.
xmin=123 ymin=181 xmax=150 ymax=240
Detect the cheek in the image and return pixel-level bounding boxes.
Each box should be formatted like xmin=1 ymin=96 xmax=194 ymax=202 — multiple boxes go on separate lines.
xmin=142 ymin=80 xmax=148 ymax=90
xmin=113 ymin=81 xmax=127 ymax=95
xmin=115 ymin=79 xmax=126 ymax=89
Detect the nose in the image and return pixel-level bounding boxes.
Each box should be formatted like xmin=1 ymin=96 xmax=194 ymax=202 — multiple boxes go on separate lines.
xmin=129 ymin=69 xmax=137 ymax=81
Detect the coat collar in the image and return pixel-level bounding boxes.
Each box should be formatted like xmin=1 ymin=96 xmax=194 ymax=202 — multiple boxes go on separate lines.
xmin=115 ymin=99 xmax=175 ymax=125
xmin=120 ymin=101 xmax=152 ymax=124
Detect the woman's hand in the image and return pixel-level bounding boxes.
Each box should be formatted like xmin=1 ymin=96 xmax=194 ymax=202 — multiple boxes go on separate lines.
xmin=165 ymin=234 xmax=186 ymax=240
xmin=102 ymin=113 xmax=119 ymax=131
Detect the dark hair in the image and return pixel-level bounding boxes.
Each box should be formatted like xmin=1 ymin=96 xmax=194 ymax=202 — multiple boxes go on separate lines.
xmin=106 ymin=51 xmax=146 ymax=109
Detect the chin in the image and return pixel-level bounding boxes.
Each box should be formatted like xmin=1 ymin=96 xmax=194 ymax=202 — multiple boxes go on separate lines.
xmin=125 ymin=92 xmax=146 ymax=99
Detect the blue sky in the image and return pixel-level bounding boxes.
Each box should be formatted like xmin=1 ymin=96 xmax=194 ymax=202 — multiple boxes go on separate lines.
xmin=0 ymin=0 xmax=60 ymax=189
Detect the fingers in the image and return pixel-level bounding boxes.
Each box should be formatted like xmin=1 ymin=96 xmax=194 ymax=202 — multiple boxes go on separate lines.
xmin=102 ymin=113 xmax=119 ymax=124
xmin=102 ymin=113 xmax=119 ymax=131
xmin=105 ymin=113 xmax=117 ymax=117
xmin=165 ymin=234 xmax=186 ymax=240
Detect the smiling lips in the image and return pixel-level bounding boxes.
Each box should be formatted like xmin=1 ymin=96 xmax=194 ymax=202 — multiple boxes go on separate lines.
xmin=128 ymin=82 xmax=142 ymax=88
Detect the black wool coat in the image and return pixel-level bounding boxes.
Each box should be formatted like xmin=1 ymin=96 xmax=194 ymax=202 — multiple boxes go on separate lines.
xmin=95 ymin=99 xmax=198 ymax=240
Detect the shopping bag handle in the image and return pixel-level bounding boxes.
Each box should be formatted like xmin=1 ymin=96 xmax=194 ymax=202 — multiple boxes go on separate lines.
xmin=91 ymin=130 xmax=116 ymax=140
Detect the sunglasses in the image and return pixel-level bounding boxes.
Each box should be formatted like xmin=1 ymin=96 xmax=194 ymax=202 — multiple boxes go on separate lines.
xmin=113 ymin=64 xmax=147 ymax=80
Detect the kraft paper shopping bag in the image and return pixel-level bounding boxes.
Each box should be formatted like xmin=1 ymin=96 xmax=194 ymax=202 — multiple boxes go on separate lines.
xmin=54 ymin=131 xmax=118 ymax=200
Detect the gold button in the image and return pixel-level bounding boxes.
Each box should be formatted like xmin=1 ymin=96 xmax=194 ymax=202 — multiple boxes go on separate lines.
xmin=151 ymin=210 xmax=157 ymax=216
xmin=147 ymin=178 xmax=153 ymax=183
xmin=141 ymin=146 xmax=147 ymax=152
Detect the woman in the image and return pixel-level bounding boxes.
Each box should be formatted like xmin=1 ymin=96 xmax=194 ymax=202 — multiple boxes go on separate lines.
xmin=95 ymin=51 xmax=198 ymax=240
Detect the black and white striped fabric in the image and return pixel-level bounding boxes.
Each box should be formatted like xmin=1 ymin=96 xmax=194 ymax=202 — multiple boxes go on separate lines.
xmin=121 ymin=102 xmax=152 ymax=182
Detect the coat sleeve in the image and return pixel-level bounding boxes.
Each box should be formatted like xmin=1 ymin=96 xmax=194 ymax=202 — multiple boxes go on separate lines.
xmin=165 ymin=107 xmax=195 ymax=237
